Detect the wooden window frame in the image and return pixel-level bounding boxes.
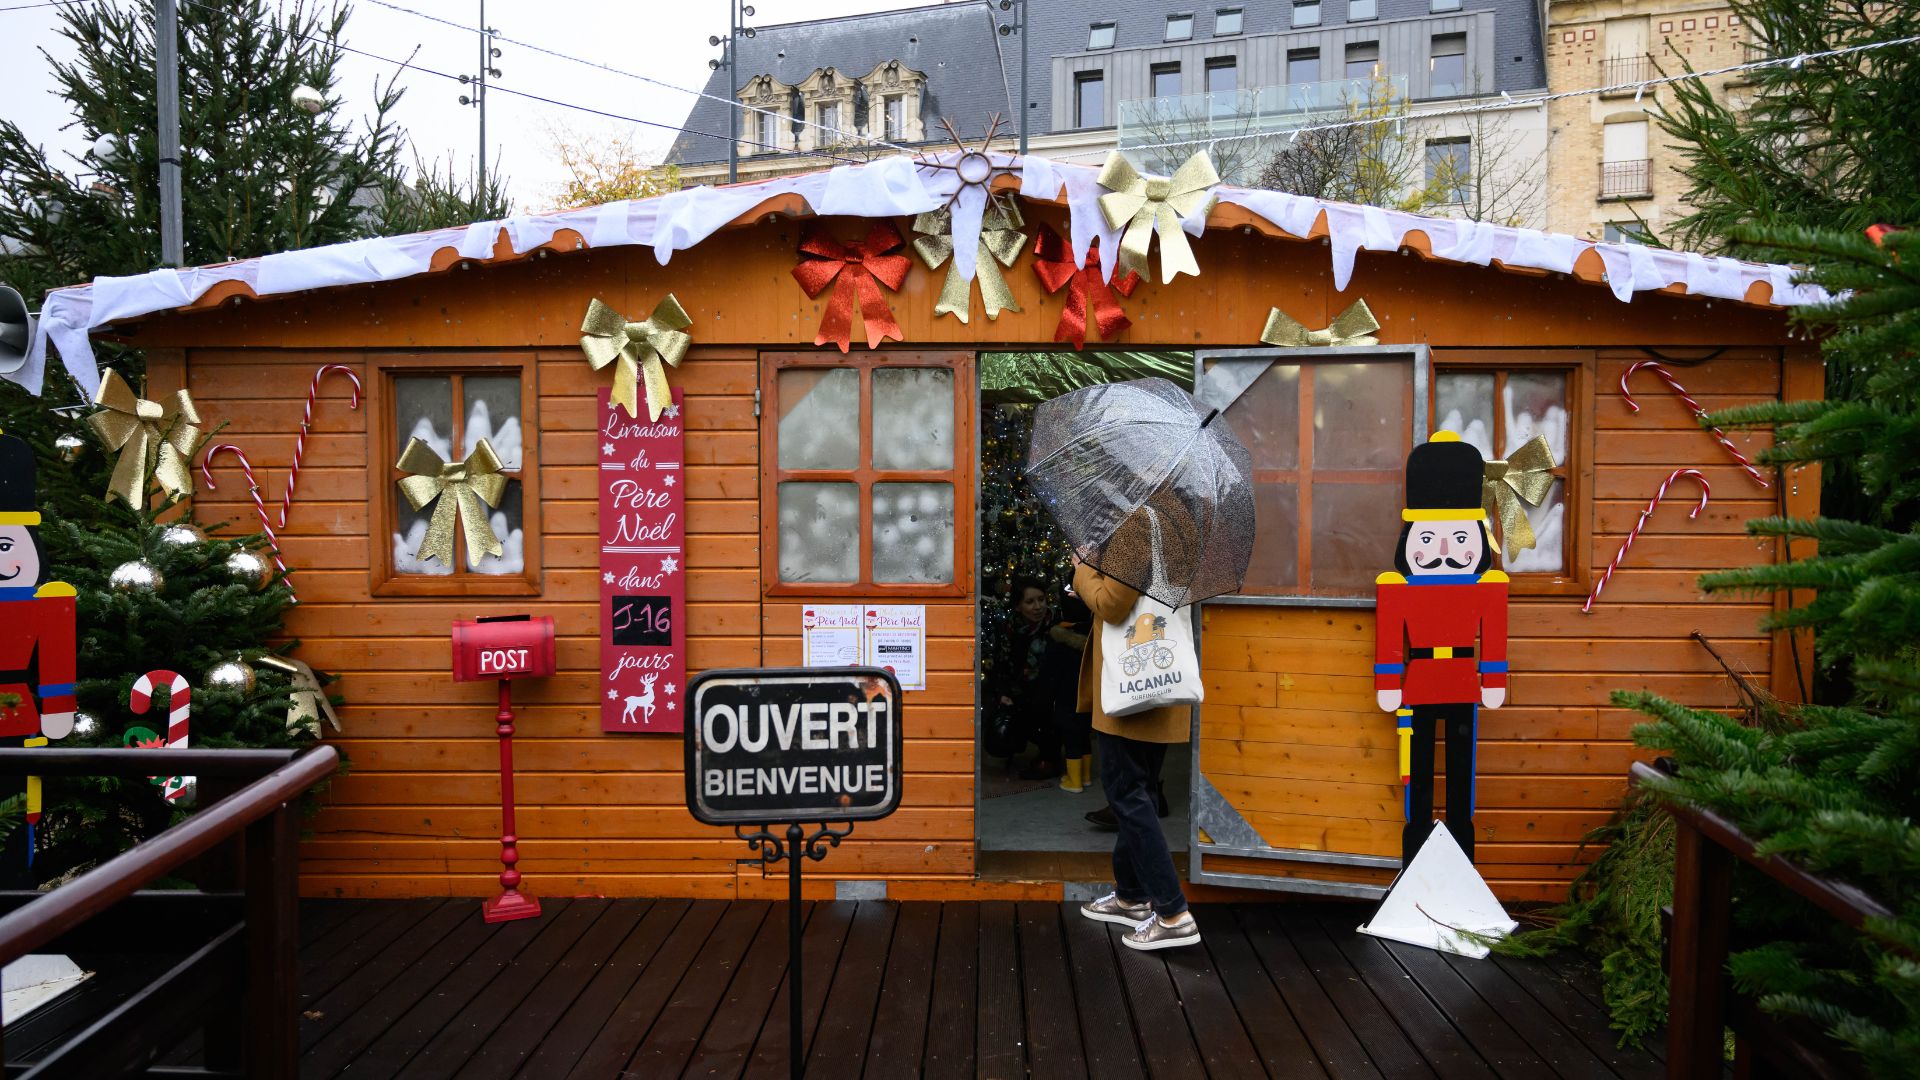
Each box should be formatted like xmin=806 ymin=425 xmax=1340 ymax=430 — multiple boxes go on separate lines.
xmin=365 ymin=352 xmax=542 ymax=598
xmin=1200 ymin=345 xmax=1423 ymax=604
xmin=761 ymin=351 xmax=975 ymax=600
xmin=1429 ymin=351 xmax=1595 ymax=598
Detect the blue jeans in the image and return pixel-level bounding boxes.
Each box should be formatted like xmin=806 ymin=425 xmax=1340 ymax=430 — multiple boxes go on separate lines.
xmin=1098 ymin=731 xmax=1187 ymax=918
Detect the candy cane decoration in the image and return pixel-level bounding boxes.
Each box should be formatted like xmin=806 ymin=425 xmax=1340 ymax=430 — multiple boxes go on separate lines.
xmin=1584 ymin=469 xmax=1711 ymax=613
xmin=280 ymin=364 xmax=362 ymax=529
xmin=129 ymin=670 xmax=193 ymax=801
xmin=200 ymin=443 xmax=293 ymax=599
xmin=1621 ymin=360 xmax=1769 ymax=488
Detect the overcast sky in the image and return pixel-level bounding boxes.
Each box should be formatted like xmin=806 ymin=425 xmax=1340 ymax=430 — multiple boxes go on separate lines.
xmin=1 ymin=0 xmax=926 ymax=211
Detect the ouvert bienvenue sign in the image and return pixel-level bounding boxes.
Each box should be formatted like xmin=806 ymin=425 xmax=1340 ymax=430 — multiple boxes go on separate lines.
xmin=599 ymin=386 xmax=688 ymax=734
xmin=683 ymin=667 xmax=904 ymax=825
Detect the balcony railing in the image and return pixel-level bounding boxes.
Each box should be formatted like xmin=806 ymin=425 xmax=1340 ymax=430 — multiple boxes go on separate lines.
xmin=1600 ymin=158 xmax=1652 ymax=198
xmin=1116 ymin=74 xmax=1411 ymax=152
xmin=1599 ymin=54 xmax=1654 ymax=95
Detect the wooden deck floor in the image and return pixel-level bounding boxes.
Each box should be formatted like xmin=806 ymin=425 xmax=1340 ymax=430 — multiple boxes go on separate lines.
xmin=271 ymin=898 xmax=1663 ymax=1079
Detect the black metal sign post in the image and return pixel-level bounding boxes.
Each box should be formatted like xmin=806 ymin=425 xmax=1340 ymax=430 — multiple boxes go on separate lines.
xmin=685 ymin=667 xmax=904 ymax=1080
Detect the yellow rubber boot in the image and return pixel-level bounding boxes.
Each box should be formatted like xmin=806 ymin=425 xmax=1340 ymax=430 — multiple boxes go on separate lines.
xmin=1059 ymin=756 xmax=1085 ymax=793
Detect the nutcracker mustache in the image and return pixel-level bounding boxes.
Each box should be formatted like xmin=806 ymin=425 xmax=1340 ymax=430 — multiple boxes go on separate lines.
xmin=1413 ymin=552 xmax=1476 ymax=570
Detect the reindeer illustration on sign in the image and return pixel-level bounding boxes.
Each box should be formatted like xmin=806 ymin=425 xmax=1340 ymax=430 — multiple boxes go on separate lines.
xmin=621 ymin=673 xmax=660 ymax=725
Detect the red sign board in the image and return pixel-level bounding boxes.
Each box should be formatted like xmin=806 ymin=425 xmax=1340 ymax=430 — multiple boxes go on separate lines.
xmin=599 ymin=387 xmax=687 ymax=733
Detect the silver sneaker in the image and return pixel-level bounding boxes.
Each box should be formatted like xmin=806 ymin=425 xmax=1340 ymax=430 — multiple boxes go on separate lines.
xmin=1080 ymin=892 xmax=1152 ymax=927
xmin=1121 ymin=913 xmax=1202 ymax=951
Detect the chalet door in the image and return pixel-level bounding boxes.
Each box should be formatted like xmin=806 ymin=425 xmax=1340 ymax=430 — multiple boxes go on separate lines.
xmin=1187 ymin=345 xmax=1429 ymax=898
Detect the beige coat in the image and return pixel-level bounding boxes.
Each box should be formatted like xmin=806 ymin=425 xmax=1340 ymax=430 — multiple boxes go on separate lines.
xmin=1073 ymin=563 xmax=1192 ymax=744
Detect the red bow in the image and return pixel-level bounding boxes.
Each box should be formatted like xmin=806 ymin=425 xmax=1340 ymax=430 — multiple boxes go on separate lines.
xmin=1031 ymin=224 xmax=1140 ymax=348
xmin=791 ymin=220 xmax=913 ymax=352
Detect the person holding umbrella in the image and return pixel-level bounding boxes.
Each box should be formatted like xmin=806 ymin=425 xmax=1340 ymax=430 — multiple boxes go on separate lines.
xmin=1026 ymin=379 xmax=1255 ymax=951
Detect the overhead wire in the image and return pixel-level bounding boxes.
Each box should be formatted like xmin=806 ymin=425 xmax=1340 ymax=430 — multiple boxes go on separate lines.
xmin=356 ymin=0 xmax=916 ymax=158
xmin=152 ymin=0 xmax=876 ymax=168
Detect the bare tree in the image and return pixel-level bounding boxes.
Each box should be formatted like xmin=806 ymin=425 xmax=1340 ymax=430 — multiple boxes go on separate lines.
xmin=1252 ymin=76 xmax=1545 ymax=227
xmin=1122 ymin=94 xmax=1273 ymax=184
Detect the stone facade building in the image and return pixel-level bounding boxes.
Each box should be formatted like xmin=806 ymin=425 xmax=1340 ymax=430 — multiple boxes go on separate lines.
xmin=1544 ymin=0 xmax=1752 ymax=242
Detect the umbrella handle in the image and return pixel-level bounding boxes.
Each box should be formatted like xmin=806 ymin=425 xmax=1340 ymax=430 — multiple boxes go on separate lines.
xmin=1199 ymin=408 xmax=1220 ymax=428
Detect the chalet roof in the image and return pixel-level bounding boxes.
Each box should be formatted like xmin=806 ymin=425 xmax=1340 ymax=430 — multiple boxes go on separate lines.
xmin=20 ymin=153 xmax=1824 ymax=399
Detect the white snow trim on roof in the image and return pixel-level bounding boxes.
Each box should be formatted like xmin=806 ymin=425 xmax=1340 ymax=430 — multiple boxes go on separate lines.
xmin=19 ymin=153 xmax=1826 ymax=399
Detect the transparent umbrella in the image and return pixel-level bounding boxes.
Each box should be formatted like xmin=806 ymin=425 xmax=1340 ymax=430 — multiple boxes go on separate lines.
xmin=1024 ymin=378 xmax=1255 ymax=607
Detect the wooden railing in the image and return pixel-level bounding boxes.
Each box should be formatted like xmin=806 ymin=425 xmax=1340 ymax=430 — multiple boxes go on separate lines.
xmin=1635 ymin=761 xmax=1893 ymax=1080
xmin=0 ymin=746 xmax=338 ymax=1079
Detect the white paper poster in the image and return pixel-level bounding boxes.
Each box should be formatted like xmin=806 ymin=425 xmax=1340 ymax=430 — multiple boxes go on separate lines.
xmin=863 ymin=605 xmax=927 ymax=692
xmin=801 ymin=605 xmax=863 ymax=667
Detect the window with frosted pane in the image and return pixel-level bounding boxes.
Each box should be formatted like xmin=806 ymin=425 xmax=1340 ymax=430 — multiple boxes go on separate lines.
xmin=1210 ymin=353 xmax=1411 ymax=597
xmin=391 ymin=373 xmax=525 ymax=576
xmin=873 ymin=483 xmax=955 ymax=583
xmin=1433 ymin=369 xmax=1571 ymax=574
xmin=873 ymin=367 xmax=953 ymax=470
xmin=778 ymin=482 xmax=860 ymax=583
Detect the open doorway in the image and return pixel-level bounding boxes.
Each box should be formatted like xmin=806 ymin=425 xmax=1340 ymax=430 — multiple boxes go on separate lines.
xmin=973 ymin=351 xmax=1196 ymax=870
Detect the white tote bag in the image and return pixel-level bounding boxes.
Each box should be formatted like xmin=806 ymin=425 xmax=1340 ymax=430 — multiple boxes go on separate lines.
xmin=1099 ymin=595 xmax=1204 ymax=717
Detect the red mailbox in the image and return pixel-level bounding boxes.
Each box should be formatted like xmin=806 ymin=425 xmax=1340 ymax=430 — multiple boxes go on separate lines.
xmin=452 ymin=615 xmax=556 ymax=682
xmin=451 ymin=614 xmax=555 ymax=925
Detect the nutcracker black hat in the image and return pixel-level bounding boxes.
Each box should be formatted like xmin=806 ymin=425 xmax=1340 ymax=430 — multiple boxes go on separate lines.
xmin=1401 ymin=431 xmax=1485 ymax=524
xmin=0 ymin=430 xmax=41 ymax=526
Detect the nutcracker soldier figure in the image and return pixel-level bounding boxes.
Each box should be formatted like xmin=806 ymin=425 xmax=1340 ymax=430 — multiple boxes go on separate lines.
xmin=0 ymin=431 xmax=77 ymax=875
xmin=1374 ymin=431 xmax=1507 ymax=867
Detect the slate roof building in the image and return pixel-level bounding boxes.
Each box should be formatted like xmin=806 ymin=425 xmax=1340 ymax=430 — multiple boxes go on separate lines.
xmin=667 ymin=0 xmax=1552 ymax=226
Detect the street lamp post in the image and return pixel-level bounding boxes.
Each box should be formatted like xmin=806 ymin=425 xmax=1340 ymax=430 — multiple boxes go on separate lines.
xmin=155 ymin=0 xmax=183 ymax=266
xmin=459 ymin=1 xmax=503 ymax=199
xmin=711 ymin=2 xmax=757 ymax=184
xmin=997 ymin=0 xmax=1029 ymax=154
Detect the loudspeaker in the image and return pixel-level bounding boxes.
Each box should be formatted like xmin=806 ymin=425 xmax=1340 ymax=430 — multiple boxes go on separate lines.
xmin=0 ymin=286 xmax=31 ymax=376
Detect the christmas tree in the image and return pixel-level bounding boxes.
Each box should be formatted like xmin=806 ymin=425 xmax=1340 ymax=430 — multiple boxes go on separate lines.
xmin=0 ymin=0 xmax=507 ymax=307
xmin=22 ymin=406 xmax=334 ymax=885
xmin=976 ymin=403 xmax=1075 ymax=684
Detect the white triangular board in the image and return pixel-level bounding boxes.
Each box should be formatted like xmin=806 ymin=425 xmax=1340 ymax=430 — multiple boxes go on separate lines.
xmin=2 ymin=954 xmax=90 ymax=1023
xmin=1358 ymin=822 xmax=1518 ymax=960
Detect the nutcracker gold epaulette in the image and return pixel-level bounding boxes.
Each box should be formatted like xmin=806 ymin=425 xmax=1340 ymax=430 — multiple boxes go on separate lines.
xmin=1375 ymin=571 xmax=1406 ymax=585
xmin=34 ymin=582 xmax=75 ymax=598
xmin=1477 ymin=570 xmax=1510 ymax=584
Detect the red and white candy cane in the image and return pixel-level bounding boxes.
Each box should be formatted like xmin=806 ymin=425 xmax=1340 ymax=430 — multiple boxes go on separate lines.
xmin=280 ymin=364 xmax=362 ymax=529
xmin=1621 ymin=360 xmax=1769 ymax=488
xmin=130 ymin=670 xmax=193 ymax=801
xmin=1584 ymin=469 xmax=1711 ymax=613
xmin=199 ymin=443 xmax=293 ymax=598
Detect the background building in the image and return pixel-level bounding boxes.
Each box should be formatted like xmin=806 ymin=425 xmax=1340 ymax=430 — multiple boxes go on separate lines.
xmin=668 ymin=0 xmax=1554 ymax=226
xmin=1544 ymin=0 xmax=1750 ymax=242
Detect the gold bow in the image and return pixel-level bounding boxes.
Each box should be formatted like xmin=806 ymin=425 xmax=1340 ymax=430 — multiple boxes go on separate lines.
xmin=1482 ymin=434 xmax=1558 ymax=554
xmin=395 ymin=438 xmax=508 ymax=567
xmin=256 ymin=655 xmax=340 ymax=738
xmin=1096 ymin=151 xmax=1219 ymax=284
xmin=1261 ymin=299 xmax=1381 ymax=348
xmin=911 ymin=201 xmax=1026 ymax=324
xmin=579 ymin=295 xmax=692 ymax=421
xmin=86 ymin=370 xmax=200 ymax=506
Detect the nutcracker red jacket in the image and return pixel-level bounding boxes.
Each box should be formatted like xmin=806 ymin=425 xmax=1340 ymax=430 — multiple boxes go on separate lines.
xmin=0 ymin=584 xmax=77 ymax=738
xmin=1373 ymin=571 xmax=1509 ymax=706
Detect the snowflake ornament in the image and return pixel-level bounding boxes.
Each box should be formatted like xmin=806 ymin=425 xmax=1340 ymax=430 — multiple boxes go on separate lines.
xmin=660 ymin=555 xmax=679 ymax=575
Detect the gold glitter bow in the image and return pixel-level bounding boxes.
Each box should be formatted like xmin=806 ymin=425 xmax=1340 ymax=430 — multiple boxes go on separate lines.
xmin=86 ymin=370 xmax=200 ymax=507
xmin=395 ymin=438 xmax=508 ymax=567
xmin=1482 ymin=434 xmax=1557 ymax=554
xmin=1096 ymin=151 xmax=1219 ymax=284
xmin=911 ymin=201 xmax=1026 ymax=324
xmin=579 ymin=295 xmax=693 ymax=422
xmin=256 ymin=655 xmax=340 ymax=738
xmin=1261 ymin=299 xmax=1381 ymax=348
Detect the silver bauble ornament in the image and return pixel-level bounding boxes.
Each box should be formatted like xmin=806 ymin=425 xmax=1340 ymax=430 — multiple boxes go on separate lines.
xmin=207 ymin=660 xmax=256 ymax=693
xmin=158 ymin=523 xmax=205 ymax=547
xmin=109 ymin=559 xmax=165 ymax=593
xmin=54 ymin=433 xmax=86 ymax=463
xmin=290 ymin=84 xmax=326 ymax=114
xmin=225 ymin=550 xmax=271 ymax=589
xmin=72 ymin=711 xmax=97 ymax=736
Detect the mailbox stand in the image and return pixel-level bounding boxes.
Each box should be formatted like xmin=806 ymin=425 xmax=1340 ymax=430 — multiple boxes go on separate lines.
xmin=452 ymin=614 xmax=556 ymax=924
xmin=736 ymin=821 xmax=853 ymax=1080
xmin=484 ymin=676 xmax=540 ymax=923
